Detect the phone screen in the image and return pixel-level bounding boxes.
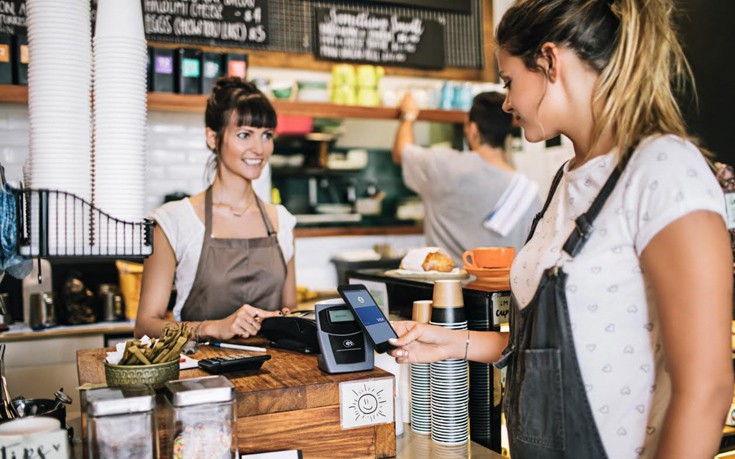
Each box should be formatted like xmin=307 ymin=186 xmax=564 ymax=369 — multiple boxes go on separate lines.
xmin=338 ymin=285 xmax=397 ymax=353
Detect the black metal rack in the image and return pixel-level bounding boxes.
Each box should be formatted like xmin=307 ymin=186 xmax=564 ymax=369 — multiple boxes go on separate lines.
xmin=12 ymin=187 xmax=154 ymax=260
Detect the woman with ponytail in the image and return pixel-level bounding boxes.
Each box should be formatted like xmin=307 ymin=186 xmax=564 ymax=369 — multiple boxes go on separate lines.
xmin=135 ymin=77 xmax=296 ymax=342
xmin=388 ymin=1 xmax=733 ymax=457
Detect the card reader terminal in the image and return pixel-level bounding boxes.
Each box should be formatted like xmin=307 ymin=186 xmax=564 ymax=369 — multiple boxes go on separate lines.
xmin=315 ymin=299 xmax=374 ymax=374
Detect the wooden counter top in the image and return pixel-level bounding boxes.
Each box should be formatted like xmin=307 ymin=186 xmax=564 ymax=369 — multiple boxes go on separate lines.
xmin=77 ymin=343 xmax=396 ymax=458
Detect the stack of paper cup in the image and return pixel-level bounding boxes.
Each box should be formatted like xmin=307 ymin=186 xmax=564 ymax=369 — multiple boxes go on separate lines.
xmin=25 ymin=0 xmax=93 ymax=254
xmin=410 ymin=300 xmax=432 ymax=435
xmin=429 ymin=280 xmax=469 ymax=445
xmin=93 ymin=0 xmax=148 ymax=250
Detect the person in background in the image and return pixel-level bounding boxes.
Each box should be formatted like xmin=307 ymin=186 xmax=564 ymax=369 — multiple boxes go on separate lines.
xmin=392 ymin=91 xmax=541 ymax=265
xmin=389 ymin=0 xmax=733 ymax=457
xmin=135 ymin=77 xmax=297 ymax=341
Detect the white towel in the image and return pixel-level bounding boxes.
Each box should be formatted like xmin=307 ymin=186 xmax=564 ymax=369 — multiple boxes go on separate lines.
xmin=483 ymin=174 xmax=539 ymax=237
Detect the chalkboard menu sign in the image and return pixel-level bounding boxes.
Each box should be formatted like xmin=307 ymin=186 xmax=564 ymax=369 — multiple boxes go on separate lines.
xmin=0 ymin=0 xmax=26 ymax=35
xmin=344 ymin=0 xmax=472 ymax=14
xmin=142 ymin=0 xmax=269 ymax=47
xmin=314 ymin=7 xmax=444 ymax=70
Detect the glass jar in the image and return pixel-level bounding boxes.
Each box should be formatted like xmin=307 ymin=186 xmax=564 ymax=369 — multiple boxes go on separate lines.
xmin=164 ymin=376 xmax=236 ymax=459
xmin=85 ymin=384 xmax=156 ymax=458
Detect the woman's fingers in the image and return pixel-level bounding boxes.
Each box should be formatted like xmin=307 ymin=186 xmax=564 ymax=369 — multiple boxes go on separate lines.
xmin=388 ymin=322 xmax=423 ymax=347
xmin=240 ymin=320 xmax=258 ymax=337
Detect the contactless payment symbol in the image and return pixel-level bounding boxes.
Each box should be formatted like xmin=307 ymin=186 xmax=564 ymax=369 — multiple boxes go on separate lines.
xmin=339 ymin=378 xmax=394 ymax=429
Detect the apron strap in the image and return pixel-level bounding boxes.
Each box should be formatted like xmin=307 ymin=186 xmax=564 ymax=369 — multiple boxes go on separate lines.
xmin=562 ymin=151 xmax=632 ymax=257
xmin=254 ymin=195 xmax=277 ymax=236
xmin=525 ymin=162 xmax=567 ymax=244
xmin=204 ymin=187 xmax=214 ymax=237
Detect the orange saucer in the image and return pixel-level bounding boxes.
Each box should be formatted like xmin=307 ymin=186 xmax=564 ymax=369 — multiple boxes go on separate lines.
xmin=466 ymin=277 xmax=510 ymax=291
xmin=464 ymin=266 xmax=510 ymax=278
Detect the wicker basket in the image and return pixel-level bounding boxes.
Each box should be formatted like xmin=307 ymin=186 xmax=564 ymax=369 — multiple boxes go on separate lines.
xmin=104 ymin=359 xmax=180 ymax=390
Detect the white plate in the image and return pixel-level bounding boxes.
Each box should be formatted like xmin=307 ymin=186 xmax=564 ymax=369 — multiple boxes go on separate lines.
xmin=384 ymin=268 xmax=468 ymax=280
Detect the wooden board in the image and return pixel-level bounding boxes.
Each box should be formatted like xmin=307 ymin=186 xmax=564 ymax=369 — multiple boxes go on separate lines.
xmin=77 ymin=344 xmax=396 ymax=458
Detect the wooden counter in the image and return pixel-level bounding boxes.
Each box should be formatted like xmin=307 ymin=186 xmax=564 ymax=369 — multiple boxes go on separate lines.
xmin=77 ymin=344 xmax=396 ymax=458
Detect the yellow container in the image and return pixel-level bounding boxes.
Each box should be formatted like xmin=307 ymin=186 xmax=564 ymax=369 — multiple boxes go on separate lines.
xmin=116 ymin=260 xmax=144 ymax=320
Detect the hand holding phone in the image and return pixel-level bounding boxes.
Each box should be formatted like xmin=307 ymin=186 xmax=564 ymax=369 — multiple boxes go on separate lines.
xmin=337 ymin=284 xmax=398 ymax=353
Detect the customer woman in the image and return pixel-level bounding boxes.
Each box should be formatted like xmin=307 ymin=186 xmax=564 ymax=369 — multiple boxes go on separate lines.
xmin=135 ymin=77 xmax=296 ymax=341
xmin=389 ymin=1 xmax=733 ymax=457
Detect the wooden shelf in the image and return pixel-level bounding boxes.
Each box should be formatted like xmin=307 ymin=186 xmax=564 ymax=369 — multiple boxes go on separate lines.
xmin=0 ymin=84 xmax=28 ymax=104
xmin=146 ymin=92 xmax=465 ymax=122
xmin=294 ymin=225 xmax=422 ymax=238
xmin=0 ymin=85 xmax=466 ymax=123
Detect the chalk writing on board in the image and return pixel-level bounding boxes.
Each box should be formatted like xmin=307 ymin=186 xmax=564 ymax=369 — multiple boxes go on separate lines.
xmin=314 ymin=7 xmax=444 ymax=70
xmin=0 ymin=0 xmax=26 ymax=35
xmin=142 ymin=0 xmax=269 ymax=47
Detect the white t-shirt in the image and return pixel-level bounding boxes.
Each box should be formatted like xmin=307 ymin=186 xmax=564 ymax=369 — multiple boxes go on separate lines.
xmin=151 ymin=198 xmax=297 ymax=320
xmin=511 ymin=135 xmax=725 ymax=458
xmin=402 ymin=144 xmax=541 ymax=264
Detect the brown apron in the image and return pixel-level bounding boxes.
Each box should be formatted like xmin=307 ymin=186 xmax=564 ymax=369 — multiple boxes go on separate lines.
xmin=180 ymin=187 xmax=287 ymax=321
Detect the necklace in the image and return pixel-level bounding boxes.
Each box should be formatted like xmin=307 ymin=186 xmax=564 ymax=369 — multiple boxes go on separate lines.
xmin=214 ymin=191 xmax=255 ymax=218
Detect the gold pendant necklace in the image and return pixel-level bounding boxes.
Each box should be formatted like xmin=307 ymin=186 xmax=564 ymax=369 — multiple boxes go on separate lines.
xmin=215 ymin=192 xmax=255 ymax=218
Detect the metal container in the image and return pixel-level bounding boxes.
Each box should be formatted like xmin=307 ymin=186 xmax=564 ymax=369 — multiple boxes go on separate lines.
xmin=164 ymin=376 xmax=236 ymax=458
xmin=85 ymin=384 xmax=156 ymax=458
xmin=29 ymin=292 xmax=56 ymax=330
xmin=98 ymin=284 xmax=124 ymax=322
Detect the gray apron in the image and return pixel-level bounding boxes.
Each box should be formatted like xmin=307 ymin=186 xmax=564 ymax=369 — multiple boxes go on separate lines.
xmin=497 ymin=158 xmax=627 ymax=458
xmin=180 ymin=187 xmax=287 ymax=321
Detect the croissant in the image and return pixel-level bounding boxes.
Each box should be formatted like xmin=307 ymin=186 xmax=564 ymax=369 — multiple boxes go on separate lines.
xmin=400 ymin=247 xmax=455 ymax=272
xmin=422 ymin=251 xmax=454 ymax=272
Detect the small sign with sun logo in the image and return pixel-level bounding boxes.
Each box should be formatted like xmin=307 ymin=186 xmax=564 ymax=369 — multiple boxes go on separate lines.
xmin=339 ymin=377 xmax=394 ymax=429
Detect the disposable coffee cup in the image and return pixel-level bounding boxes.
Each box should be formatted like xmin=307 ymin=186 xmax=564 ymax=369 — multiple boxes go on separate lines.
xmin=432 ymin=280 xmax=464 ymax=308
xmin=412 ymin=300 xmax=432 ymax=324
xmin=431 ymin=280 xmax=466 ymax=324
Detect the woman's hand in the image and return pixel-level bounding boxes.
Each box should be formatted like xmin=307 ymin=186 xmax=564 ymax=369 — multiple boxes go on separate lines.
xmin=211 ymin=304 xmax=282 ymax=340
xmin=387 ymin=321 xmax=459 ymax=364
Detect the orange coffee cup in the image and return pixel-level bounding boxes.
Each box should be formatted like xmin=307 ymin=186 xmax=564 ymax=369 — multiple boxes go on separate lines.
xmin=462 ymin=247 xmax=515 ymax=269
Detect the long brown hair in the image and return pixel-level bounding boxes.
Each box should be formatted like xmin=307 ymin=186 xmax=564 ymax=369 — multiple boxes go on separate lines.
xmin=496 ymin=0 xmax=698 ymax=162
xmin=204 ymin=77 xmax=277 ymax=183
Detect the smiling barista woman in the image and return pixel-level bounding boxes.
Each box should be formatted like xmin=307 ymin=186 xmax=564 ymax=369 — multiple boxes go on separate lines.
xmin=135 ymin=77 xmax=297 ymax=341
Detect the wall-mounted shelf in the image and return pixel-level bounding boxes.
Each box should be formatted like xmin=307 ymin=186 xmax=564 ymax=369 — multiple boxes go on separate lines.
xmin=0 ymin=85 xmax=466 ymax=123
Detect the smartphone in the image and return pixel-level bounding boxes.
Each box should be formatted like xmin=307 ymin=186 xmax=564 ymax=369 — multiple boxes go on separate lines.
xmin=337 ymin=284 xmax=398 ymax=353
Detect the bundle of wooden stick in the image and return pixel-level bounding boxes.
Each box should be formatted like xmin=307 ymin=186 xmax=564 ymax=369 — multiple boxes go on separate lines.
xmin=118 ymin=323 xmax=192 ymax=365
